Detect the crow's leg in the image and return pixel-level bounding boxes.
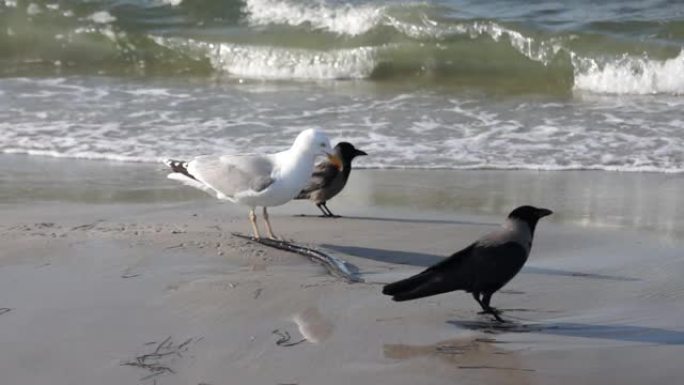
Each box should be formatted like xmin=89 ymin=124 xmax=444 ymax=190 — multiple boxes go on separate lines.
xmin=472 ymin=292 xmax=486 ymax=311
xmin=316 ymin=203 xmax=331 ymax=217
xmin=322 ymin=203 xmax=339 ymax=218
xmin=479 ymin=292 xmax=505 ymax=323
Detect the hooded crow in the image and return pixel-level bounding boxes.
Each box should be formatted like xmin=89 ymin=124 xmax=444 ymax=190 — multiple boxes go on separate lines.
xmin=295 ymin=142 xmax=367 ymax=217
xmin=382 ymin=205 xmax=553 ymax=322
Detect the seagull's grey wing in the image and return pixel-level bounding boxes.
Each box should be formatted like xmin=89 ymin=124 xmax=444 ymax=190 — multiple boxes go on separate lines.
xmin=188 ymin=154 xmax=275 ymax=198
xmin=296 ymin=160 xmax=340 ymax=199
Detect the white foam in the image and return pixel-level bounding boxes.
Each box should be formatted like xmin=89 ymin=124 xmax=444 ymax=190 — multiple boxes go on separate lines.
xmin=2 ymin=77 xmax=683 ymax=173
xmin=574 ymin=51 xmax=684 ymax=95
xmin=87 ymin=11 xmax=116 ymax=24
xmin=244 ymin=0 xmax=384 ymax=36
xmin=157 ymin=0 xmax=182 ymax=6
xmin=26 ymin=3 xmax=41 ymax=15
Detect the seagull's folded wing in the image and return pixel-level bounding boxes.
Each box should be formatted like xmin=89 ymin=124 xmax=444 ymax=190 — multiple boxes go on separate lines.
xmin=188 ymin=154 xmax=275 ymax=199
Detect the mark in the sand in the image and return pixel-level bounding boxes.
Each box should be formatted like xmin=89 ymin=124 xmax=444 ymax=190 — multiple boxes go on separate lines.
xmin=121 ymin=336 xmax=201 ymax=381
xmin=0 ymin=308 xmax=12 ymax=316
xmin=499 ymin=289 xmax=525 ymax=295
xmin=165 ymin=243 xmax=184 ymax=249
xmin=459 ymin=365 xmax=535 ymax=372
xmin=71 ymin=220 xmax=104 ymax=231
xmin=121 ymin=273 xmax=141 ymax=279
xmin=272 ymin=329 xmax=306 ymax=347
xmin=253 ymin=288 xmax=263 ymax=299
xmin=232 ymin=233 xmax=362 ymax=283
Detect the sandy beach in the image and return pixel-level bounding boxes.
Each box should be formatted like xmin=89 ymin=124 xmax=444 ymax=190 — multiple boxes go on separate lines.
xmin=0 ymin=155 xmax=683 ymax=384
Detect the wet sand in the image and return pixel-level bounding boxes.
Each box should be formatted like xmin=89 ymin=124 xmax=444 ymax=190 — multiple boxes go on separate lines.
xmin=1 ymin=155 xmax=684 ymax=385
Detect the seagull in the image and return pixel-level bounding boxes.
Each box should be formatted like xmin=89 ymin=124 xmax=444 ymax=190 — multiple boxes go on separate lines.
xmin=295 ymin=142 xmax=367 ymax=217
xmin=164 ymin=129 xmax=340 ymax=239
xmin=382 ymin=205 xmax=552 ymax=322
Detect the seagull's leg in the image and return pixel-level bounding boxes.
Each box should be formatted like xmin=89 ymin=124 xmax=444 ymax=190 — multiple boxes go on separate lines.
xmin=262 ymin=207 xmax=279 ymax=240
xmin=316 ymin=203 xmax=331 ymax=217
xmin=249 ymin=208 xmax=261 ymax=239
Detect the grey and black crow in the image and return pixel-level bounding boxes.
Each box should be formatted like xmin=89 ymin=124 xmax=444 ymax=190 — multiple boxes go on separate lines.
xmin=295 ymin=142 xmax=367 ymax=217
xmin=382 ymin=205 xmax=553 ymax=322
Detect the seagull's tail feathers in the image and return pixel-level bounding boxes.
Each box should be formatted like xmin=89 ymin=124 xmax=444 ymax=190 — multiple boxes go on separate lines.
xmin=164 ymin=159 xmax=195 ymax=179
xmin=167 ymin=172 xmax=214 ymax=194
xmin=165 ymin=158 xmax=215 ymax=195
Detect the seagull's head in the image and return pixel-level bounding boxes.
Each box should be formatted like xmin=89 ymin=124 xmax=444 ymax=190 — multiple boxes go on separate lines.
xmin=293 ymin=129 xmax=342 ymax=170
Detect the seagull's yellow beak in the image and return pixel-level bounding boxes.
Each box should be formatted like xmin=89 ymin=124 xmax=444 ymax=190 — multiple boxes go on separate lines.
xmin=327 ymin=153 xmax=343 ymax=171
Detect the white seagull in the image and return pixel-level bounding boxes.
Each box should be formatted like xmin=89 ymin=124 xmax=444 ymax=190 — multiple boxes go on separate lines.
xmin=164 ymin=129 xmax=341 ymax=239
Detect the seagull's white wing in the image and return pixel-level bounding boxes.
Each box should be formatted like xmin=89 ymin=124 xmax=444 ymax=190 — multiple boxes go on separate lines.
xmin=187 ymin=154 xmax=276 ymax=200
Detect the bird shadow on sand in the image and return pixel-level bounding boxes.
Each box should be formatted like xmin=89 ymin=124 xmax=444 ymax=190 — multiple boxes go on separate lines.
xmin=321 ymin=244 xmax=443 ymax=267
xmin=321 ymin=244 xmax=639 ymax=282
xmin=296 ymin=214 xmax=498 ymax=227
xmin=448 ymin=320 xmax=684 ymax=345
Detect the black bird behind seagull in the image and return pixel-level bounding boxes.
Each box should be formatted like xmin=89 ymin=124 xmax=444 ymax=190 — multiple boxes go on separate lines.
xmin=382 ymin=205 xmax=553 ymax=322
xmin=295 ymin=142 xmax=367 ymax=217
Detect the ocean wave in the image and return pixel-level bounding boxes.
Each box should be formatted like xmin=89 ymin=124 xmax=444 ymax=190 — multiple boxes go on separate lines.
xmin=153 ymin=36 xmax=377 ymax=80
xmin=244 ymin=0 xmax=385 ymax=36
xmin=573 ymin=51 xmax=684 ymax=95
xmin=0 ymin=0 xmax=683 ymax=95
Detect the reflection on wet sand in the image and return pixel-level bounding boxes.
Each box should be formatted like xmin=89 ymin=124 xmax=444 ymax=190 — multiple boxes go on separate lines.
xmin=351 ymin=170 xmax=684 ymax=240
xmin=384 ymin=336 xmax=533 ymax=385
xmin=450 ymin=320 xmax=684 ymax=345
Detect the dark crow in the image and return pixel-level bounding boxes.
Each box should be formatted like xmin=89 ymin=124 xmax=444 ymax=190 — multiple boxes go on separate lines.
xmin=295 ymin=142 xmax=367 ymax=217
xmin=382 ymin=205 xmax=553 ymax=322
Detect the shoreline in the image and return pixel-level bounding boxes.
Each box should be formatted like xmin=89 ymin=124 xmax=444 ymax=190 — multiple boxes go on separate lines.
xmin=1 ymin=154 xmax=684 ymax=384
xmin=2 ymin=154 xmax=683 ymax=241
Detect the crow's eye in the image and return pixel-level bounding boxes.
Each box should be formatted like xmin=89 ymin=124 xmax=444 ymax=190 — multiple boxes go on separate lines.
xmin=320 ymin=143 xmax=326 ymax=147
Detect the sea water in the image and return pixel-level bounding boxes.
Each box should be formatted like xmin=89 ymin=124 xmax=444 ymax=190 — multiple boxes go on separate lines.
xmin=1 ymin=0 xmax=682 ymax=171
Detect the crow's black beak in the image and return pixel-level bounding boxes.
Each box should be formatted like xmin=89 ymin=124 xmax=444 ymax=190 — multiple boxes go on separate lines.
xmin=354 ymin=149 xmax=368 ymax=157
xmin=537 ymin=208 xmax=553 ymax=217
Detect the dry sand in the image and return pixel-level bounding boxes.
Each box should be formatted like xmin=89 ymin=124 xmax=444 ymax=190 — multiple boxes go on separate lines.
xmin=1 ymin=155 xmax=684 ymax=385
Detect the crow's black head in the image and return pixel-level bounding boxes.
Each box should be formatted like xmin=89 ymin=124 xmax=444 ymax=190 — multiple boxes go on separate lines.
xmin=508 ymin=205 xmax=553 ymax=233
xmin=335 ymin=142 xmax=367 ymax=163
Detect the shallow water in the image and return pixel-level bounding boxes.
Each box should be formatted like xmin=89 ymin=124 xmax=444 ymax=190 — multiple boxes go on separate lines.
xmin=1 ymin=0 xmax=683 ymax=172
